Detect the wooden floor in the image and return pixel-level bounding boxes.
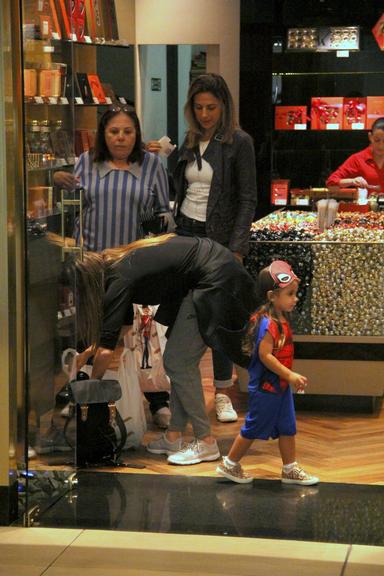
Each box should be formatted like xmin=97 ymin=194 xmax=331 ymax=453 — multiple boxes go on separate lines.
xmin=36 ymin=350 xmax=384 ymax=485
xmin=92 ymin=350 xmax=384 ymax=485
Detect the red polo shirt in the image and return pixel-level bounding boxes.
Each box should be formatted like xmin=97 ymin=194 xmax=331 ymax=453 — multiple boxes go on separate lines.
xmin=326 ymin=146 xmax=384 ymax=194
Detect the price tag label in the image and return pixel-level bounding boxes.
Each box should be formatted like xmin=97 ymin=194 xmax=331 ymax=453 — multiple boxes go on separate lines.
xmin=105 ymin=97 xmax=112 ymax=105
xmin=336 ymin=50 xmax=349 ymax=58
xmin=51 ymin=32 xmax=60 ymax=40
xmin=326 ymin=123 xmax=340 ymax=130
xmin=93 ymin=97 xmax=100 ymax=104
xmin=84 ymin=36 xmax=92 ymax=44
xmin=75 ymin=97 xmax=84 ymax=105
xmin=34 ymin=96 xmax=44 ymax=104
xmin=64 ymin=309 xmax=72 ymax=317
xmin=70 ymin=33 xmax=77 ymax=42
xmin=119 ymin=97 xmax=127 ymax=104
xmin=60 ymin=97 xmax=69 ymax=105
xmin=48 ymin=97 xmax=58 ymax=105
xmin=43 ymin=45 xmax=54 ymax=53
xmin=352 ymin=122 xmax=364 ymax=130
xmin=294 ymin=124 xmax=307 ymax=130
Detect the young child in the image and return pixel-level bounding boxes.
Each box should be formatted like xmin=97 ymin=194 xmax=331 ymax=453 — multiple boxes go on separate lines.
xmin=216 ymin=260 xmax=319 ymax=485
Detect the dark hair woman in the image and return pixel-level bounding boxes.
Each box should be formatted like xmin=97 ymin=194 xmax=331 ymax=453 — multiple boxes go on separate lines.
xmin=173 ymin=72 xmax=258 ymax=425
xmin=327 ymin=116 xmax=384 ymax=193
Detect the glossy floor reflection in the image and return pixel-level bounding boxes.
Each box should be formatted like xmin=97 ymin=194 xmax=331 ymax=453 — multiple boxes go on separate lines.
xmin=37 ymin=472 xmax=384 ymax=546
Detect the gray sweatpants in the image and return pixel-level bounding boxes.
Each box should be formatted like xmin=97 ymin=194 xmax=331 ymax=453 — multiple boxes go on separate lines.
xmin=163 ymin=291 xmax=211 ymax=439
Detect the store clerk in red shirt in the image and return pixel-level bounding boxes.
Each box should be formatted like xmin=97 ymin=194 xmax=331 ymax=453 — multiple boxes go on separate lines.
xmin=326 ymin=117 xmax=384 ymax=194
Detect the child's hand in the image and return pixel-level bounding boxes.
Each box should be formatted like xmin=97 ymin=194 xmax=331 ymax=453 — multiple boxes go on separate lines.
xmin=288 ymin=371 xmax=308 ymax=393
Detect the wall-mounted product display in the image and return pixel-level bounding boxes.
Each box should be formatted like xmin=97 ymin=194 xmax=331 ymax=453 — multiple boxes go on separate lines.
xmin=287 ymin=26 xmax=360 ymax=52
xmin=23 ymin=0 xmax=123 ymax=44
xmin=22 ymin=0 xmax=133 ymax=229
xmin=271 ymin=19 xmax=384 ymax=197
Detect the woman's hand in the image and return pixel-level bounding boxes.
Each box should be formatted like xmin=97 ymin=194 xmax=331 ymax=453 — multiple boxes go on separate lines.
xmin=53 ymin=171 xmax=79 ymax=190
xmin=145 ymin=140 xmax=162 ymax=154
xmin=158 ymin=211 xmax=177 ymax=232
xmin=350 ymin=176 xmax=369 ymax=188
xmin=76 ymin=346 xmax=95 ymax=371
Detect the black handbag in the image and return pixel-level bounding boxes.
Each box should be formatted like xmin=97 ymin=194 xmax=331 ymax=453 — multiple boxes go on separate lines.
xmin=64 ymin=376 xmax=127 ymax=466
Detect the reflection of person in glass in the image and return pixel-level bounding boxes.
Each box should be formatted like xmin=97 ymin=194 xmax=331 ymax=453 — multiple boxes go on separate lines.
xmin=53 ymin=106 xmax=173 ymax=428
xmin=74 ymin=234 xmax=257 ymax=466
xmin=216 ymin=261 xmax=319 ymax=485
xmin=326 ymin=117 xmax=384 ymax=194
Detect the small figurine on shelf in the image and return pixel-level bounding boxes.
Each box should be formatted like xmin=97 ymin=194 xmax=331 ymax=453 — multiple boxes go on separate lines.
xmin=139 ymin=305 xmax=152 ymax=369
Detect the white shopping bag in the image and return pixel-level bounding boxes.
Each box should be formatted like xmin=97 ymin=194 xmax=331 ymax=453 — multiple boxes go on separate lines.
xmin=125 ymin=305 xmax=170 ymax=393
xmin=117 ymin=348 xmax=147 ymax=449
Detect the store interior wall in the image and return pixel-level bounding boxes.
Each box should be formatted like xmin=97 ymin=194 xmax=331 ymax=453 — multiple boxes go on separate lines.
xmin=139 ymin=44 xmax=207 ymax=156
xmin=140 ymin=45 xmax=168 ymax=143
xmin=133 ymin=0 xmax=240 ymax=112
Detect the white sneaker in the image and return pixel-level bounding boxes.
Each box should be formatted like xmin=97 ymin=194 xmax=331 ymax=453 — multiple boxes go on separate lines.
xmin=167 ymin=439 xmax=220 ymax=465
xmin=215 ymin=394 xmax=238 ymax=422
xmin=146 ymin=433 xmax=183 ymax=455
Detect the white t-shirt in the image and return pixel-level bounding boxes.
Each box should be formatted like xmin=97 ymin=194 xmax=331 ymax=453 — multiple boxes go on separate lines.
xmin=181 ymin=141 xmax=213 ymax=222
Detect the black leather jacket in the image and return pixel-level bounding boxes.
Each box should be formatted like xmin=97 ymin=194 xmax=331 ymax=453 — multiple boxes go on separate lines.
xmin=173 ymin=129 xmax=257 ymax=256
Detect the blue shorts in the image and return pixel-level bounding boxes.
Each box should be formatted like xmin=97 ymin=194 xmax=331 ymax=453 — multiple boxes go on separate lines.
xmin=241 ymin=385 xmax=296 ymax=440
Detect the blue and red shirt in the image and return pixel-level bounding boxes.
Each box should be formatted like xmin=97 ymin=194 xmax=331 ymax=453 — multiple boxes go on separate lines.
xmin=248 ymin=315 xmax=294 ymax=394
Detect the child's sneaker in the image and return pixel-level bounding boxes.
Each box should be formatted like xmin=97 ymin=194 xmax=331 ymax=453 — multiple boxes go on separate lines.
xmin=216 ymin=457 xmax=253 ymax=484
xmin=281 ymin=464 xmax=319 ymax=486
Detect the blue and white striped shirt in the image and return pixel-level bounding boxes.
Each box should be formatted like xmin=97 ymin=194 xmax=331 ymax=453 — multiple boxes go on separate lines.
xmin=73 ymin=151 xmax=170 ymax=251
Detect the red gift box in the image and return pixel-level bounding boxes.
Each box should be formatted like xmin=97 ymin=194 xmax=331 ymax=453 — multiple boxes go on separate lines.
xmin=366 ymin=96 xmax=384 ymax=129
xmin=274 ymin=106 xmax=308 ymax=130
xmin=311 ymin=97 xmax=343 ymax=130
xmin=75 ymin=0 xmax=86 ymax=42
xmin=342 ymin=97 xmax=366 ymax=130
xmin=372 ymin=14 xmax=384 ymax=50
xmin=271 ymin=179 xmax=290 ymax=205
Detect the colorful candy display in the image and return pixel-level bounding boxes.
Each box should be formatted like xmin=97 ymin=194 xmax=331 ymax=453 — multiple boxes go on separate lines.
xmin=246 ymin=211 xmax=384 ymax=336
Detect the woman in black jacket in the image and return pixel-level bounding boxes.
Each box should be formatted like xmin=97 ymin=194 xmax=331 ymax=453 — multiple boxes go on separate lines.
xmin=75 ymin=234 xmax=257 ymax=465
xmin=173 ymin=73 xmax=257 ymax=424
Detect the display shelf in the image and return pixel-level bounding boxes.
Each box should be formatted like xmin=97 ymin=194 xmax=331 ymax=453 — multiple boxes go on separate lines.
xmin=27 ymin=163 xmax=75 ymax=173
xmin=269 ymin=20 xmax=384 ymax=195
